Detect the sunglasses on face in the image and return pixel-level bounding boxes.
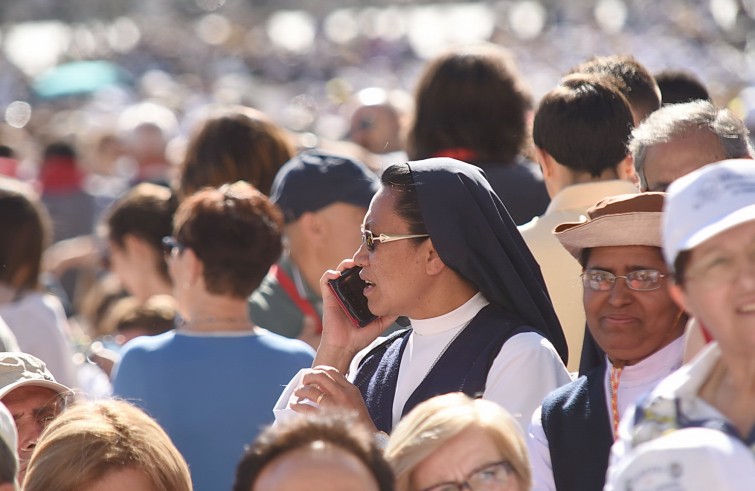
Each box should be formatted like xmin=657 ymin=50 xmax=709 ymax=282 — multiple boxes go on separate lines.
xmin=161 ymin=236 xmax=187 ymax=257
xmin=360 ymin=228 xmax=430 ymax=252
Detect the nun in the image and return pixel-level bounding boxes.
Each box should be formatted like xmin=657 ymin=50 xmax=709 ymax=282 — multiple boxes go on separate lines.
xmin=284 ymin=158 xmax=570 ymax=433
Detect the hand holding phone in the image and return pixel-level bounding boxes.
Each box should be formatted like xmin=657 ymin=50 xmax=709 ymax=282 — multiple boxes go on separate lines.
xmin=327 ymin=266 xmax=377 ymax=328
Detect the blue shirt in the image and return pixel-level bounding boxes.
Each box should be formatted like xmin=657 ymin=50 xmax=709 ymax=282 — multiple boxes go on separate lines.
xmin=112 ymin=330 xmax=314 ymax=491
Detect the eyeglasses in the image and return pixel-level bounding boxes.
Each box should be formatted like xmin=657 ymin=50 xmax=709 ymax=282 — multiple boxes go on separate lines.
xmin=581 ymin=269 xmax=667 ymax=292
xmin=420 ymin=461 xmax=514 ymax=491
xmin=361 ymin=228 xmax=429 ymax=252
xmin=161 ymin=236 xmax=187 ymax=257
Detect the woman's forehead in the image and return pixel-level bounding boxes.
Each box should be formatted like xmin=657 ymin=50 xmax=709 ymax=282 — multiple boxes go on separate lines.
xmin=364 ymin=187 xmax=401 ymax=226
xmin=586 ymin=245 xmax=665 ymax=267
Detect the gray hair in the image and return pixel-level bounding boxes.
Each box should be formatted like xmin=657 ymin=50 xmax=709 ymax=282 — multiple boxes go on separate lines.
xmin=630 ymin=100 xmax=754 ymax=190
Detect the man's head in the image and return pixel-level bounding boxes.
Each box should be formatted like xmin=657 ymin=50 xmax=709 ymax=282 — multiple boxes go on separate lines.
xmin=654 ymin=69 xmax=711 ymax=105
xmin=271 ymin=151 xmax=379 ymax=280
xmin=533 ymin=73 xmax=634 ymax=196
xmin=349 ymin=88 xmax=407 ymax=155
xmin=571 ymin=54 xmax=661 ymax=124
xmin=234 ymin=411 xmax=394 ymax=491
xmin=0 ymin=353 xmax=72 ymax=482
xmin=630 ymin=100 xmax=754 ymax=192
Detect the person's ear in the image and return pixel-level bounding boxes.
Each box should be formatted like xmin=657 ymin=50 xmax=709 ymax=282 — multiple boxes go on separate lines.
xmin=123 ymin=234 xmax=157 ymax=259
xmin=534 ymin=147 xmax=553 ymax=178
xmin=298 ymin=212 xmax=325 ymax=244
xmin=121 ymin=234 xmax=140 ymax=257
xmin=183 ymin=248 xmax=204 ymax=287
xmin=424 ymin=239 xmax=446 ymax=276
xmin=616 ymin=154 xmax=637 ymax=185
xmin=668 ymin=282 xmax=691 ymax=314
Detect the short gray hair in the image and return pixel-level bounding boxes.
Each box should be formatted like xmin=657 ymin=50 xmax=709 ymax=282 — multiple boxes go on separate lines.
xmin=630 ymin=100 xmax=754 ymax=190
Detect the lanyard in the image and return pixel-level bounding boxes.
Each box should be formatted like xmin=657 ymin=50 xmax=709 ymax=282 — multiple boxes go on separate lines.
xmin=271 ymin=264 xmax=323 ymax=335
xmin=610 ymin=365 xmax=623 ymax=440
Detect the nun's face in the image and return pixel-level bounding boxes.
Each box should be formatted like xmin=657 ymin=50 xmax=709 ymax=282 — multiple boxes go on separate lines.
xmin=354 ymin=187 xmax=433 ymax=318
xmin=583 ymin=245 xmax=684 ymax=366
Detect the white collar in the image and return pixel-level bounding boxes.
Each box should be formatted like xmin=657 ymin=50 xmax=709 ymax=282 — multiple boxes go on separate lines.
xmin=409 ymin=292 xmax=489 ymax=336
xmin=605 ymin=335 xmax=685 ymax=387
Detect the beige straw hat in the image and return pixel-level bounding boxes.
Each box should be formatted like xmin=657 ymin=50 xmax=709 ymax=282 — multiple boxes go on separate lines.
xmin=554 ymin=192 xmax=665 ymax=260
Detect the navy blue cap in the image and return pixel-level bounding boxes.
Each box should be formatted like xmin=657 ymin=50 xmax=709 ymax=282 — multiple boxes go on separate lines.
xmin=270 ymin=150 xmax=380 ymax=223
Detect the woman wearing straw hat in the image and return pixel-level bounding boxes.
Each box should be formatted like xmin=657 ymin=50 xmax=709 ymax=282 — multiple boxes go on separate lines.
xmin=527 ymin=192 xmax=687 ymax=491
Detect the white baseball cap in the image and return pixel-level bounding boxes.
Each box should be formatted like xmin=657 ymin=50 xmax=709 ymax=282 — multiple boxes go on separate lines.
xmin=662 ymin=159 xmax=755 ymax=268
xmin=0 ymin=353 xmax=72 ymax=400
xmin=605 ymin=427 xmax=755 ymax=491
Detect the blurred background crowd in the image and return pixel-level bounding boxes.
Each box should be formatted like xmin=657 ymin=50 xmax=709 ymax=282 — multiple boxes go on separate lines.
xmin=2 ymin=0 xmax=755 ymax=164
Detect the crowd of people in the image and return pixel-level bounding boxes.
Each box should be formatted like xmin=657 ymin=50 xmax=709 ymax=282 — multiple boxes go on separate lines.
xmin=0 ymin=32 xmax=754 ymax=491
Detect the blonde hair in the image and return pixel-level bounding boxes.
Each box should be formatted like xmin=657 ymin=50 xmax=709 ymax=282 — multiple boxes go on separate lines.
xmin=384 ymin=393 xmax=531 ymax=491
xmin=24 ymin=399 xmax=192 ymax=491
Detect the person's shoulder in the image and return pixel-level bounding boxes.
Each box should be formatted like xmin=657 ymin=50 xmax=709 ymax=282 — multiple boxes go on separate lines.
xmin=643 ymin=343 xmax=717 ymax=404
xmin=631 ymin=361 xmax=694 ymax=424
xmin=504 ymin=330 xmax=562 ymax=354
xmin=21 ymin=291 xmax=64 ymax=316
xmin=119 ymin=331 xmax=176 ymax=359
xmin=518 ymin=214 xmax=540 ymax=234
xmin=250 ymin=269 xmax=282 ymax=302
xmin=491 ymin=330 xmax=571 ymax=382
xmin=2 ymin=292 xmax=65 ymax=329
xmin=255 ymin=329 xmax=315 ymax=357
xmin=542 ymin=364 xmax=600 ymax=406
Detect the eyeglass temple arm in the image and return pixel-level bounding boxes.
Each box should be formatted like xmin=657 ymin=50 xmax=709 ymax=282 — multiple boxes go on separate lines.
xmin=377 ymin=233 xmax=430 ymax=243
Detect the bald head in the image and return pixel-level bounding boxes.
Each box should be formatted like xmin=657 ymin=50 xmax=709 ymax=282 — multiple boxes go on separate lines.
xmin=252 ymin=442 xmax=380 ymax=491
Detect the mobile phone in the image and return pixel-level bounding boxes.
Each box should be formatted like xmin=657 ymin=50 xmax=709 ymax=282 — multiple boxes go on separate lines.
xmin=327 ymin=266 xmax=377 ymax=328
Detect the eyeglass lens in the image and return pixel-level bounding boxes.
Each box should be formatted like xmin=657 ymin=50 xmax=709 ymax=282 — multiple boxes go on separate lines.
xmin=583 ymin=270 xmax=663 ymax=291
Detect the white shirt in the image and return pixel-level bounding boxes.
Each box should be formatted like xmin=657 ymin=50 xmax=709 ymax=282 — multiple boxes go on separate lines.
xmin=0 ymin=291 xmax=78 ymax=388
xmin=527 ymin=335 xmax=684 ymax=491
xmin=606 ymin=342 xmax=733 ymax=487
xmin=382 ymin=293 xmax=571 ymax=431
xmin=271 ymin=293 xmax=572 ymax=431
